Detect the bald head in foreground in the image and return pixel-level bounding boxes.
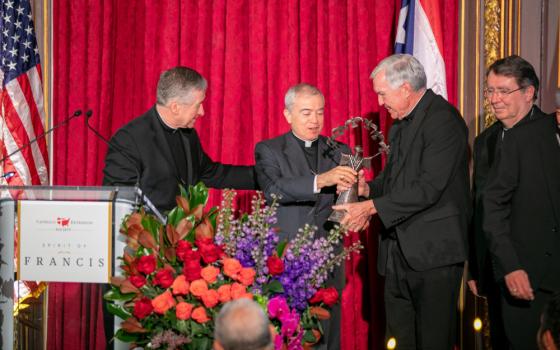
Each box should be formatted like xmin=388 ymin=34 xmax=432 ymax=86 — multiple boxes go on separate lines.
xmin=213 ymin=299 xmax=273 ymax=350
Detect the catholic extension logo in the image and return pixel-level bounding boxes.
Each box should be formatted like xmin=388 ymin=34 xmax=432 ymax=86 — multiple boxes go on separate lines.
xmin=56 ymin=217 xmax=71 ymax=228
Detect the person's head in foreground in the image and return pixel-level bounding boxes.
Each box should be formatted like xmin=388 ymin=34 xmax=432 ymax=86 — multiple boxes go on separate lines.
xmin=213 ymin=298 xmax=274 ymax=350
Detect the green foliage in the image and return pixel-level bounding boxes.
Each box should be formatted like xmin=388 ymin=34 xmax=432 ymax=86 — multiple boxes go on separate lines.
xmin=106 ymin=302 xmax=132 ymax=320
xmin=263 ymin=279 xmax=284 ymax=294
xmin=114 ymin=329 xmax=141 ymax=343
xmin=103 ymin=288 xmax=135 ymax=302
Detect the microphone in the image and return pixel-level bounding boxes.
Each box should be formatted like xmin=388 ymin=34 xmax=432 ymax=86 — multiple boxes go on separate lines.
xmin=84 ymin=109 xmax=143 ymax=207
xmin=1 ymin=172 xmax=15 ymax=180
xmin=0 ymin=109 xmax=82 ymax=167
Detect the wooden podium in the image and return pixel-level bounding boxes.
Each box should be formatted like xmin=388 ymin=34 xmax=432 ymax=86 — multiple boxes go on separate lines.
xmin=0 ymin=185 xmax=160 ymax=350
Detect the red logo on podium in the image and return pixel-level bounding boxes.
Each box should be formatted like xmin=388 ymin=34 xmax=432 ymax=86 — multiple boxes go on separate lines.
xmin=56 ymin=217 xmax=71 ymax=227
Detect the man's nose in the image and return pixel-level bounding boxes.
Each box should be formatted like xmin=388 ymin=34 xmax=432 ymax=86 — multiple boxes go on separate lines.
xmin=198 ymin=104 xmax=205 ymax=116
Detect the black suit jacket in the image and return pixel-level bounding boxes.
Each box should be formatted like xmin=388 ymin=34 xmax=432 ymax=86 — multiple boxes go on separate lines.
xmin=369 ymin=89 xmax=471 ymax=274
xmin=483 ymin=114 xmax=560 ymax=291
xmin=103 ymin=106 xmax=256 ymax=212
xmin=254 ymin=133 xmax=350 ymax=240
xmin=469 ymin=107 xmax=544 ymax=291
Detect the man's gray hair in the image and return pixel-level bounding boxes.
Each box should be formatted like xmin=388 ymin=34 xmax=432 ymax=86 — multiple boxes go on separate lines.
xmin=284 ymin=83 xmax=324 ymax=112
xmin=156 ymin=66 xmax=208 ymax=106
xmin=214 ymin=299 xmax=273 ymax=350
xmin=370 ymin=54 xmax=427 ymax=91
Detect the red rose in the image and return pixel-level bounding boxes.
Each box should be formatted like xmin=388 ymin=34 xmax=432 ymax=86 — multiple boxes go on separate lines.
xmin=176 ymin=240 xmax=193 ymax=261
xmin=322 ymin=287 xmax=339 ymax=307
xmin=196 ymin=239 xmax=222 ymax=264
xmin=137 ymin=255 xmax=156 ymax=275
xmin=309 ymin=289 xmax=325 ymax=304
xmin=129 ymin=275 xmax=146 ymax=288
xmin=183 ymin=258 xmax=202 ymax=281
xmin=266 ymin=255 xmax=284 ymax=276
xmin=133 ymin=297 xmax=153 ymax=319
xmin=153 ymin=268 xmax=174 ymax=288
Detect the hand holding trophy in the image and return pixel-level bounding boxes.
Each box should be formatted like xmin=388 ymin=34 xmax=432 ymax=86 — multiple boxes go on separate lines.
xmin=327 ymin=117 xmax=390 ymax=223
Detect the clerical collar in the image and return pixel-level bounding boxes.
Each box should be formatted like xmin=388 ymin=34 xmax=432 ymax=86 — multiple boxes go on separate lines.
xmin=291 ymin=132 xmax=318 ymax=148
xmin=503 ymin=105 xmax=535 ymax=132
xmin=401 ymin=90 xmax=427 ymax=121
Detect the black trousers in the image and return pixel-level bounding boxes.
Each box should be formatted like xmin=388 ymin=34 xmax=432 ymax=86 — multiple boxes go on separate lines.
xmin=500 ymin=288 xmax=554 ymax=350
xmin=384 ymin=239 xmax=463 ymax=350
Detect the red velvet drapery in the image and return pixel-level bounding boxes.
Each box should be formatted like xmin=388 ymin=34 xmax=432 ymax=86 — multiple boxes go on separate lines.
xmin=49 ymin=1 xmax=458 ymax=349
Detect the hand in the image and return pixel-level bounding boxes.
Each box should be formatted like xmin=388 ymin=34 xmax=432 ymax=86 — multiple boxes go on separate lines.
xmin=318 ymin=166 xmax=357 ymax=190
xmin=332 ymin=200 xmax=376 ymax=232
xmin=467 ymin=280 xmax=479 ymax=297
xmin=357 ymin=170 xmax=370 ymax=197
xmin=504 ymin=269 xmax=534 ymax=300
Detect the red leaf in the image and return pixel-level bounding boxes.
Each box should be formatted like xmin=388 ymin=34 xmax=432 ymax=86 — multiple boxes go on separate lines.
xmin=121 ymin=318 xmax=148 ymax=333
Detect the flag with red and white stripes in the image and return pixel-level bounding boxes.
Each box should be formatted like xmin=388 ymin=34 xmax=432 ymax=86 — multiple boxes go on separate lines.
xmin=1 ymin=0 xmax=48 ymax=189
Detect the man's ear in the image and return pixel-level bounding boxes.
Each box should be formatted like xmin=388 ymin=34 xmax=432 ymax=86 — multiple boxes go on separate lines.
xmin=283 ymin=109 xmax=292 ymax=124
xmin=524 ymin=85 xmax=536 ymax=103
xmin=543 ymin=329 xmax=558 ymax=350
xmin=400 ymin=82 xmax=413 ymax=97
xmin=168 ymin=101 xmax=180 ymax=114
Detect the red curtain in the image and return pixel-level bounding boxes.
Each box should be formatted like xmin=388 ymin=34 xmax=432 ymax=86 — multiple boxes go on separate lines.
xmin=49 ymin=1 xmax=458 ymax=349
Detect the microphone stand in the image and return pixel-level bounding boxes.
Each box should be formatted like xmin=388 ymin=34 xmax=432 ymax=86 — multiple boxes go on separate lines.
xmin=0 ymin=110 xmax=83 ymax=167
xmin=84 ymin=110 xmax=148 ymax=214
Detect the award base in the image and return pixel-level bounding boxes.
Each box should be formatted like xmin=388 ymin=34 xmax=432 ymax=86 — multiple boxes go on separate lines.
xmin=328 ymin=209 xmax=345 ymax=223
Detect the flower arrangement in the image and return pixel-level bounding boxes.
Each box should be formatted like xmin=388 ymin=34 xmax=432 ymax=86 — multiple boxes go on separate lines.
xmin=105 ymin=183 xmax=362 ymax=349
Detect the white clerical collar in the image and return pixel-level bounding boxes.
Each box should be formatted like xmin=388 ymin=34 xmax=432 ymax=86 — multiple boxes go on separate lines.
xmin=291 ymin=132 xmax=317 ymax=148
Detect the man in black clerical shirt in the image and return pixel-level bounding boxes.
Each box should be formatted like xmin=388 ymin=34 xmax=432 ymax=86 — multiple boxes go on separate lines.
xmin=335 ymin=54 xmax=470 ymax=349
xmin=103 ymin=66 xmax=257 ymax=212
xmin=468 ymin=55 xmax=546 ymax=348
xmin=254 ymin=83 xmax=356 ymax=350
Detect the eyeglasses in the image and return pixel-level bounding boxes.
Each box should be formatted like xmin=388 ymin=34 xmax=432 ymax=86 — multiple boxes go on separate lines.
xmin=484 ymin=86 xmax=525 ymax=98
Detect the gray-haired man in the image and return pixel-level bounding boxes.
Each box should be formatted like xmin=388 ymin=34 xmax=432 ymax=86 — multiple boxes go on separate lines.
xmin=336 ymin=54 xmax=470 ymax=349
xmin=214 ymin=299 xmax=274 ymax=350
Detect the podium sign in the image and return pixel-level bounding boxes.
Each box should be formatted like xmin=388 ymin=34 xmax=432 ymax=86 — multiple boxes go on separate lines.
xmin=17 ymin=200 xmax=112 ymax=283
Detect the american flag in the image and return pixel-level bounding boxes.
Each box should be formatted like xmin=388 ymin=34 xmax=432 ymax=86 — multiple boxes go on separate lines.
xmin=1 ymin=0 xmax=48 ymax=189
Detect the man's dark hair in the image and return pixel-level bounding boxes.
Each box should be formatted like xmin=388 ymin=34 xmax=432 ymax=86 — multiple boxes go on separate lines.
xmin=487 ymin=55 xmax=539 ymax=101
xmin=156 ymin=66 xmax=207 ymax=105
xmin=541 ymin=292 xmax=560 ymax=347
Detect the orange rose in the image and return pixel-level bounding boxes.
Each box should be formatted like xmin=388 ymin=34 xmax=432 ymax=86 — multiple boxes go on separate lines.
xmin=189 ymin=279 xmax=209 ymax=297
xmin=240 ymin=293 xmax=253 ymax=300
xmin=191 ymin=306 xmax=210 ymax=323
xmin=201 ymin=289 xmax=219 ymax=308
xmin=217 ymin=284 xmax=232 ymax=303
xmin=238 ymin=267 xmax=256 ymax=286
xmin=176 ymin=302 xmax=194 ymax=320
xmin=231 ymin=282 xmax=247 ymax=300
xmin=222 ymin=258 xmax=242 ymax=279
xmin=151 ymin=290 xmax=176 ymax=314
xmin=171 ymin=275 xmax=190 ymax=295
xmin=200 ymin=265 xmax=220 ymax=284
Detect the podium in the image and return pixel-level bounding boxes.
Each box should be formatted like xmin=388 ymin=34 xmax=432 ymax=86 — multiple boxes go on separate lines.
xmin=0 ymin=185 xmax=161 ymax=349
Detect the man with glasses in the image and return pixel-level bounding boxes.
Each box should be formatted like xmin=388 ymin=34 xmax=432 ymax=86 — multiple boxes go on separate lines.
xmin=103 ymin=66 xmax=257 ymax=212
xmin=479 ymin=56 xmax=559 ymax=349
xmin=468 ymin=55 xmax=547 ymax=348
